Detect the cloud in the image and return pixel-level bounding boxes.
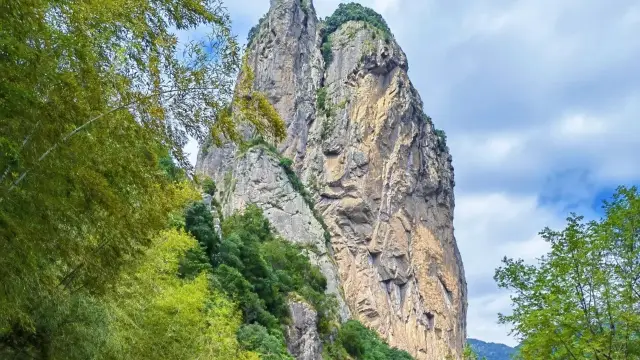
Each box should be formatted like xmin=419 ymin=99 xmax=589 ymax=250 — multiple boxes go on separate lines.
xmin=455 ymin=192 xmax=557 ymax=286
xmin=467 ymin=291 xmax=518 ymax=346
xmin=178 ymin=0 xmax=640 ymax=347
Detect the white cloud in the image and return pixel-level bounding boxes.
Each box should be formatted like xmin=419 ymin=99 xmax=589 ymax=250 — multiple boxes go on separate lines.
xmin=455 ymin=192 xmax=557 ymax=281
xmin=454 ymin=191 xmax=562 ymax=345
xmin=467 ymin=292 xmax=518 ymax=346
xmin=554 ymin=113 xmax=607 ymax=138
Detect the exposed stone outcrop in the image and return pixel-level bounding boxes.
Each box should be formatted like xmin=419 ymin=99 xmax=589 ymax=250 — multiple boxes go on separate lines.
xmin=285 ymin=299 xmax=323 ymax=360
xmin=244 ymin=0 xmax=323 ymax=169
xmin=196 ymin=0 xmax=467 ymax=359
xmin=207 ymin=146 xmax=350 ymax=321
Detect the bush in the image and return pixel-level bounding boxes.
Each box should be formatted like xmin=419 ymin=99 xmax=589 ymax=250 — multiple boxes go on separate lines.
xmin=202 ymin=178 xmax=217 ymax=196
xmin=434 ymin=129 xmax=448 ymax=152
xmin=237 ymin=324 xmax=294 ymax=360
xmin=327 ymin=320 xmax=414 ymax=360
xmin=239 ymin=136 xmax=279 ymax=156
xmin=159 ymin=155 xmax=185 ymax=182
xmin=317 ymin=87 xmax=328 ymax=113
xmin=322 ymin=39 xmax=334 ymax=66
xmin=323 ymin=3 xmax=391 ymax=41
xmin=184 ymin=201 xmax=220 ymax=259
xmin=279 ymin=157 xmax=294 ymax=170
xmin=184 ymin=204 xmax=339 ymax=358
xmin=321 ymin=3 xmax=393 ymax=67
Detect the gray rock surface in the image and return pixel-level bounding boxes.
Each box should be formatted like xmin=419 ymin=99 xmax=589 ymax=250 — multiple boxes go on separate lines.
xmin=245 ymin=0 xmax=324 ymax=170
xmin=285 ymin=299 xmax=323 ymax=360
xmin=214 ymin=147 xmax=350 ymax=321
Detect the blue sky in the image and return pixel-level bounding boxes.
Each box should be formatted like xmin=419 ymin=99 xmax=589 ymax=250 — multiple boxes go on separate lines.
xmin=183 ymin=0 xmax=640 ymax=347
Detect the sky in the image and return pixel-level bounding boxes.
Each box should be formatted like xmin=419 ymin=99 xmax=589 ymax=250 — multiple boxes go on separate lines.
xmin=182 ymin=0 xmax=640 ymax=347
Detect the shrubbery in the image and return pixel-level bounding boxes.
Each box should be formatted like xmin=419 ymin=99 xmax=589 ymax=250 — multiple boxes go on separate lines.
xmin=182 ymin=202 xmax=338 ymax=358
xmin=325 ymin=320 xmax=414 ymax=359
xmin=322 ymin=3 xmax=391 ymax=42
xmin=202 ymin=177 xmax=217 ymax=196
xmin=434 ymin=128 xmax=448 ymax=152
xmin=321 ymin=3 xmax=392 ymax=67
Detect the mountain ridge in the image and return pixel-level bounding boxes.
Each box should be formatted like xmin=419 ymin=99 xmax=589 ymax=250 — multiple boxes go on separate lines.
xmin=467 ymin=338 xmax=519 ymax=360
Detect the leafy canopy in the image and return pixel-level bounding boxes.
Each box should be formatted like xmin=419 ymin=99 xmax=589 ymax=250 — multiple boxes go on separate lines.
xmin=0 ymin=0 xmax=282 ymax=356
xmin=100 ymin=229 xmax=257 ymax=360
xmin=182 ymin=202 xmax=338 ymax=358
xmin=325 ymin=320 xmax=414 ymax=360
xmin=322 ymin=3 xmax=391 ymax=42
xmin=320 ymin=3 xmax=392 ymax=66
xmin=495 ymin=186 xmax=640 ymax=359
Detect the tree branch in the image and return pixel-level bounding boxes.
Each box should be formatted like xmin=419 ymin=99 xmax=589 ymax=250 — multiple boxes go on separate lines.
xmin=3 ymin=86 xmax=219 ymax=194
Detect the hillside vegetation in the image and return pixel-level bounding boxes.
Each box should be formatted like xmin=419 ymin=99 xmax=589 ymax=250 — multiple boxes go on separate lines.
xmin=467 ymin=339 xmax=517 ymax=360
xmin=321 ymin=3 xmax=392 ymax=66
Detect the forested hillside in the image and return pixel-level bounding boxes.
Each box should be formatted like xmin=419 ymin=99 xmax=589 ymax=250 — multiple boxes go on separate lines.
xmin=466 ymin=339 xmax=517 ymax=360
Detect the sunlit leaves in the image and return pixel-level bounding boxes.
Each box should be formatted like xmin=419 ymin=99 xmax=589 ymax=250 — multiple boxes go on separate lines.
xmin=101 ymin=229 xmax=256 ymax=359
xmin=495 ymin=186 xmax=640 ymax=359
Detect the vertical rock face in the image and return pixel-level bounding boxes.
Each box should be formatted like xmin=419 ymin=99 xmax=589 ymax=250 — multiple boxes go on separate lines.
xmin=245 ymin=0 xmax=324 ymax=168
xmin=286 ymin=300 xmax=324 ymax=360
xmin=209 ymin=147 xmax=350 ymax=321
xmin=196 ymin=0 xmax=467 ymax=359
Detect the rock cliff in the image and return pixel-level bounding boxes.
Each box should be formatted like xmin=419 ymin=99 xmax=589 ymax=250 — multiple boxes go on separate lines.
xmin=286 ymin=299 xmax=324 ymax=360
xmin=196 ymin=0 xmax=467 ymax=359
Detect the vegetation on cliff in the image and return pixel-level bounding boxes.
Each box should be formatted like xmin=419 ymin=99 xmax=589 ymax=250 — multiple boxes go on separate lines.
xmin=325 ymin=320 xmax=414 ymax=359
xmin=182 ymin=200 xmax=337 ymax=358
xmin=239 ymin=136 xmax=332 ymax=243
xmin=247 ymin=14 xmax=267 ymax=45
xmin=495 ymin=186 xmax=640 ymax=359
xmin=321 ymin=3 xmax=392 ymax=66
xmin=322 ymin=3 xmax=391 ymax=39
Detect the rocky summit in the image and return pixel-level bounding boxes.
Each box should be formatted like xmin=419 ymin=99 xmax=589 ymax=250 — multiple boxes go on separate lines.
xmin=196 ymin=0 xmax=468 ymax=358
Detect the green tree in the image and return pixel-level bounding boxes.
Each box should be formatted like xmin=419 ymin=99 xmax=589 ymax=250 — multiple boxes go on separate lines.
xmin=0 ymin=0 xmax=284 ymax=354
xmin=329 ymin=320 xmax=414 ymax=360
xmin=184 ymin=201 xmax=220 ymax=259
xmin=202 ymin=177 xmax=217 ymax=196
xmin=462 ymin=343 xmax=487 ymax=360
xmin=237 ymin=324 xmax=294 ymax=360
xmin=322 ymin=3 xmax=392 ymax=42
xmin=495 ymin=186 xmax=640 ymax=359
xmin=100 ymin=229 xmax=258 ymax=360
xmin=320 ymin=2 xmax=392 ymax=67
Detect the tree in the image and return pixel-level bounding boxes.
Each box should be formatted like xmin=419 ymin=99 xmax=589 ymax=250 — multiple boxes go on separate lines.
xmin=0 ymin=0 xmax=283 ymax=353
xmin=322 ymin=3 xmax=392 ymax=42
xmin=237 ymin=324 xmax=294 ymax=360
xmin=495 ymin=186 xmax=640 ymax=359
xmin=184 ymin=201 xmax=220 ymax=259
xmin=330 ymin=320 xmax=414 ymax=360
xmin=462 ymin=344 xmax=487 ymax=360
xmin=100 ymin=229 xmax=258 ymax=360
xmin=320 ymin=2 xmax=393 ymax=67
xmin=202 ymin=177 xmax=217 ymax=196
